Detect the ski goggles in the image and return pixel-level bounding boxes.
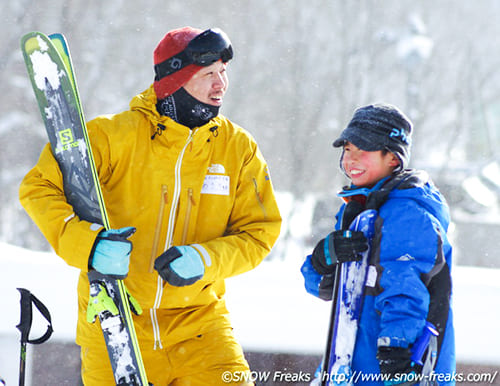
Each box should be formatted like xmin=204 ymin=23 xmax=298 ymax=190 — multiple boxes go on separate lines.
xmin=337 ymin=176 xmax=390 ymax=199
xmin=154 ymin=28 xmax=233 ymax=80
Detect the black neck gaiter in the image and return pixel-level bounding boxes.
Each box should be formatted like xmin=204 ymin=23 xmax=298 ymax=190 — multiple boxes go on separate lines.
xmin=156 ymin=87 xmax=220 ymax=129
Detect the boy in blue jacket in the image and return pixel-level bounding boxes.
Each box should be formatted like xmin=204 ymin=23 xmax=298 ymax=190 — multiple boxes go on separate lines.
xmin=302 ymin=104 xmax=455 ymax=385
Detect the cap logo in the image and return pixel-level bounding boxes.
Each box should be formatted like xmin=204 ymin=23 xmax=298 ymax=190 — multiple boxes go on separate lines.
xmin=389 ymin=127 xmax=410 ymax=144
xmin=169 ymin=57 xmax=183 ymax=71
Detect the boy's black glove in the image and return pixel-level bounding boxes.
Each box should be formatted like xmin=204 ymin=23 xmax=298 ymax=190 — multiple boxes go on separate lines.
xmin=318 ymin=274 xmax=335 ymax=300
xmin=376 ymin=346 xmax=420 ymax=378
xmin=311 ymin=230 xmax=368 ymax=275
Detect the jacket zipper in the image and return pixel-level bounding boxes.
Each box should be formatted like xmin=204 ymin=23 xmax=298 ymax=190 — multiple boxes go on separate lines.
xmin=149 ymin=185 xmax=168 ymax=273
xmin=253 ymin=178 xmax=268 ymax=218
xmin=150 ymin=129 xmax=197 ymax=350
xmin=181 ymin=188 xmax=195 ymax=245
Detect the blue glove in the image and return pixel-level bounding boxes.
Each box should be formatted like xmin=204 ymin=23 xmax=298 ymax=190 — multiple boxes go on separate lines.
xmin=154 ymin=246 xmax=205 ymax=286
xmin=90 ymin=227 xmax=136 ymax=279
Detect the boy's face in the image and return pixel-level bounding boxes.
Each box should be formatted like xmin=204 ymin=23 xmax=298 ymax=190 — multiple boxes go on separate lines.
xmin=342 ymin=142 xmax=399 ymax=187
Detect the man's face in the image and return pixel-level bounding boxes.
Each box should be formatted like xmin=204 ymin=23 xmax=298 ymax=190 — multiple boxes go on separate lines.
xmin=183 ymin=60 xmax=228 ymax=106
xmin=342 ymin=142 xmax=399 ymax=187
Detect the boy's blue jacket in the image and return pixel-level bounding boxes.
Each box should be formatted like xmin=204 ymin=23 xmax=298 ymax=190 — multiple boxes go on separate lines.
xmin=303 ymin=170 xmax=455 ymax=384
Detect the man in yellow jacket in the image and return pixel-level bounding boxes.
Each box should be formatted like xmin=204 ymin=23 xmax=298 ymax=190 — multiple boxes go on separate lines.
xmin=19 ymin=26 xmax=281 ymax=385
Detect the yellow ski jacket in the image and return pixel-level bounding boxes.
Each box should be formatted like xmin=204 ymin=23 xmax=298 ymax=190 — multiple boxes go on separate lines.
xmin=19 ymin=86 xmax=282 ymax=349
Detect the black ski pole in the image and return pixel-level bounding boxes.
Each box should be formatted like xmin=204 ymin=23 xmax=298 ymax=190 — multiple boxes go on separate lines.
xmin=320 ymin=269 xmax=341 ymax=386
xmin=16 ymin=288 xmax=54 ymax=386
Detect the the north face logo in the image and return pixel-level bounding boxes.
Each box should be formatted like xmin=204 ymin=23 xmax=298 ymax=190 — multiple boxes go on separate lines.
xmin=207 ymin=164 xmax=225 ymax=174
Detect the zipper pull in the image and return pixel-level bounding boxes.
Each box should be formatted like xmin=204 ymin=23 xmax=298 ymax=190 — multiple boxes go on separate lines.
xmin=162 ymin=185 xmax=168 ymax=203
xmin=149 ymin=185 xmax=168 ymax=273
xmin=151 ymin=123 xmax=166 ymax=140
xmin=209 ymin=126 xmax=219 ymax=137
xmin=188 ymin=188 xmax=196 ymax=205
xmin=181 ymin=188 xmax=196 ymax=245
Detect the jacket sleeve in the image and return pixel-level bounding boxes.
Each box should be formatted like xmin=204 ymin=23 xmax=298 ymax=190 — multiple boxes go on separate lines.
xmin=192 ymin=143 xmax=282 ymax=282
xmin=374 ymin=200 xmax=445 ymax=348
xmin=19 ymin=142 xmax=105 ymax=271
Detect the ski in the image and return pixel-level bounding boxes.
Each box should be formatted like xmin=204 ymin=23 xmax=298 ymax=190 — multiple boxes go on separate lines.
xmin=21 ymin=31 xmax=149 ymax=385
xmin=319 ymin=209 xmax=377 ymax=386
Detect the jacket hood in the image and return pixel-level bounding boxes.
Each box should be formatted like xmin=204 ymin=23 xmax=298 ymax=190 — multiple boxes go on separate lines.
xmin=388 ymin=170 xmax=451 ymax=231
xmin=129 ymin=85 xmax=161 ymax=119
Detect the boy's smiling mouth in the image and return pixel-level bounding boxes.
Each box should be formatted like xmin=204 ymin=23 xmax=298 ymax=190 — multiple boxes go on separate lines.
xmin=350 ymin=168 xmax=364 ymax=176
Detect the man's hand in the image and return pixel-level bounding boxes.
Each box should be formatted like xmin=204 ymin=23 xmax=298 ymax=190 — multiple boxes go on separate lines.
xmin=90 ymin=227 xmax=136 ymax=279
xmin=154 ymin=246 xmax=205 ymax=286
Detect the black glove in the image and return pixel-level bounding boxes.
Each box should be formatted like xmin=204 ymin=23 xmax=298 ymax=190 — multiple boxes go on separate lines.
xmin=376 ymin=346 xmax=421 ymax=378
xmin=318 ymin=274 xmax=335 ymax=300
xmin=311 ymin=230 xmax=368 ymax=275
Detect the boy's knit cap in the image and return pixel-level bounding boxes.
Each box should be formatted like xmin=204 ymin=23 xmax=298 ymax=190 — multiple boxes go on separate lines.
xmin=333 ymin=103 xmax=412 ymax=169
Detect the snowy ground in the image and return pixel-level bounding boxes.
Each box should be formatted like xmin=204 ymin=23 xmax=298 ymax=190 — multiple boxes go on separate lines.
xmin=0 ymin=241 xmax=499 ymax=384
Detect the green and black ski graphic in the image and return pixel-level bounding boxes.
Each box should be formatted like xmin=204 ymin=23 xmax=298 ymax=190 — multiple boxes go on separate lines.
xmin=21 ymin=31 xmax=149 ymax=385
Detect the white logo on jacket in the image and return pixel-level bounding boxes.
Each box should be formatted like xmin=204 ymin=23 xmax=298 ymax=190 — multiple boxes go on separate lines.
xmin=207 ymin=163 xmax=225 ymax=174
xmin=396 ymin=254 xmax=415 ymax=261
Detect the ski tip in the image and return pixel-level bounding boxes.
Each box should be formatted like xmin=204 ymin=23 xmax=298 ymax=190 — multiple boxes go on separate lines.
xmin=21 ymin=31 xmax=67 ymax=50
xmin=20 ymin=31 xmax=70 ymax=76
xmin=21 ymin=31 xmax=47 ymax=43
xmin=21 ymin=31 xmax=46 ymax=39
xmin=49 ymin=33 xmax=68 ymax=46
xmin=48 ymin=32 xmax=66 ymax=39
xmin=20 ymin=31 xmax=50 ymax=53
xmin=49 ymin=33 xmax=71 ymax=58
